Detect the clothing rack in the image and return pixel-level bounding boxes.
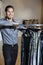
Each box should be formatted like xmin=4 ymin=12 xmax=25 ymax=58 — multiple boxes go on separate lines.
xmin=20 ymin=24 xmax=43 ymax=65
xmin=0 ymin=24 xmax=43 ymax=29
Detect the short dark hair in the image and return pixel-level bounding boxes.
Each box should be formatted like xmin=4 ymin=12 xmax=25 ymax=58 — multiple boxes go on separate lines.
xmin=5 ymin=5 xmax=14 ymax=12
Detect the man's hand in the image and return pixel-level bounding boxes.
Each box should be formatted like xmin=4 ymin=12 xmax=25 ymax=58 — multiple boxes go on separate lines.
xmin=12 ymin=22 xmax=19 ymax=28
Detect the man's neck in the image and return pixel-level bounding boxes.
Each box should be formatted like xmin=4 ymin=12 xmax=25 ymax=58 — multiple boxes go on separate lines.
xmin=7 ymin=18 xmax=13 ymax=22
xmin=5 ymin=17 xmax=13 ymax=22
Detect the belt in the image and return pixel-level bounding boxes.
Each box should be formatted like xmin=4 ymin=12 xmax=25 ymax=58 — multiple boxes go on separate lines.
xmin=3 ymin=44 xmax=18 ymax=48
xmin=11 ymin=44 xmax=18 ymax=47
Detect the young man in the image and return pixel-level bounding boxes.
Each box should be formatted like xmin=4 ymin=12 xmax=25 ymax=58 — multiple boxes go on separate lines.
xmin=0 ymin=5 xmax=20 ymax=65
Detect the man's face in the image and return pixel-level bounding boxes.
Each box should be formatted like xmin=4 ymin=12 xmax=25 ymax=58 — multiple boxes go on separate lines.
xmin=6 ymin=8 xmax=14 ymax=19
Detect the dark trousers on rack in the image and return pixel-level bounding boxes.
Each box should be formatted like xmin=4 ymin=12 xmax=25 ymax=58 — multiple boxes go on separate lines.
xmin=39 ymin=31 xmax=43 ymax=65
xmin=21 ymin=32 xmax=31 ymax=65
xmin=2 ymin=44 xmax=18 ymax=65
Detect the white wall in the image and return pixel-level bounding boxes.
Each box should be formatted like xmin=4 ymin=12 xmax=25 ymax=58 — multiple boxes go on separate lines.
xmin=2 ymin=0 xmax=41 ymax=21
xmin=0 ymin=1 xmax=4 ymax=18
xmin=0 ymin=1 xmax=4 ymax=41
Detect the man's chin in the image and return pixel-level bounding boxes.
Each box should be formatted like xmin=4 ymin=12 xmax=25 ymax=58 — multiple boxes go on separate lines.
xmin=6 ymin=17 xmax=13 ymax=19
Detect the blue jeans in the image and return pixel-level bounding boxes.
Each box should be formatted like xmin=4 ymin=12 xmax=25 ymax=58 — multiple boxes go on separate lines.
xmin=39 ymin=31 xmax=43 ymax=65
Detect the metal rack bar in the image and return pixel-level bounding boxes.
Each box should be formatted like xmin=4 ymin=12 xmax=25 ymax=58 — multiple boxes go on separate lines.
xmin=0 ymin=24 xmax=43 ymax=30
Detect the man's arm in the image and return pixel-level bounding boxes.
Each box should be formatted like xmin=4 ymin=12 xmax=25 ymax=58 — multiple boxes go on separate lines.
xmin=0 ymin=19 xmax=18 ymax=29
